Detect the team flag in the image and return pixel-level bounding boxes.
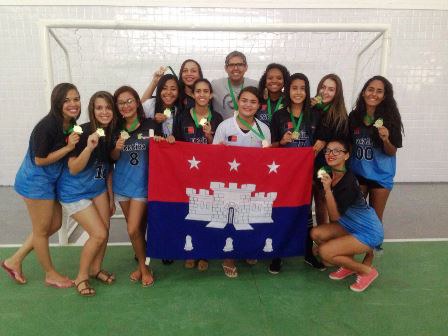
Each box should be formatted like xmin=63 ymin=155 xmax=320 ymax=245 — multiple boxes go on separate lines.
xmin=146 ymin=140 xmax=313 ymax=260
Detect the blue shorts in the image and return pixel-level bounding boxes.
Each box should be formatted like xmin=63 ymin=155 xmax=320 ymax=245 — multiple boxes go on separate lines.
xmin=338 ymin=205 xmax=384 ymax=249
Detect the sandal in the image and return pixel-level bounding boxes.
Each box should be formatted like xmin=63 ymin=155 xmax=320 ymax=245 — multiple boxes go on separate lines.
xmin=93 ymin=270 xmax=115 ymax=285
xmin=1 ymin=260 xmax=27 ymax=284
xmin=142 ymin=270 xmax=155 ymax=287
xmin=129 ymin=269 xmax=141 ymax=282
xmin=75 ymin=279 xmax=96 ymax=297
xmin=184 ymin=259 xmax=196 ymax=269
xmin=197 ymin=259 xmax=209 ymax=272
xmin=222 ymin=264 xmax=238 ymax=278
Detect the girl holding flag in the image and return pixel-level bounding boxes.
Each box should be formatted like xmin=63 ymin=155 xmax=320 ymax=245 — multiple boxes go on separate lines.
xmin=173 ymin=78 xmax=223 ymax=270
xmin=213 ymin=86 xmax=271 ymax=278
xmin=269 ymin=73 xmax=317 ymax=274
xmin=2 ymin=83 xmax=80 ymax=288
xmin=257 ymin=63 xmax=290 ymax=127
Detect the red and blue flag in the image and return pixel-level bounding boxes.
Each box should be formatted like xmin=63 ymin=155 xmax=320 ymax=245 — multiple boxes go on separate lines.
xmin=146 ymin=140 xmax=313 ymax=259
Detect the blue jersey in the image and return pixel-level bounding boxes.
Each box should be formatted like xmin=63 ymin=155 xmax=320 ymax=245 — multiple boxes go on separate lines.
xmin=57 ymin=123 xmax=111 ymax=203
xmin=14 ymin=114 xmax=67 ymax=200
xmin=270 ymin=107 xmax=315 ymax=148
xmin=113 ymin=119 xmax=161 ymax=198
xmin=349 ymin=124 xmax=397 ymax=190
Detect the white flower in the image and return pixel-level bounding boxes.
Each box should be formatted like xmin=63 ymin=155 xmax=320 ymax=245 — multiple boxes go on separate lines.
xmin=120 ymin=130 xmax=130 ymax=140
xmin=73 ymin=125 xmax=83 ymax=134
xmin=199 ymin=118 xmax=207 ymax=126
xmin=96 ymin=128 xmax=105 ymax=137
xmin=317 ymin=168 xmax=329 ymax=179
xmin=373 ymin=118 xmax=384 ymax=128
xmin=163 ymin=108 xmax=172 ymax=118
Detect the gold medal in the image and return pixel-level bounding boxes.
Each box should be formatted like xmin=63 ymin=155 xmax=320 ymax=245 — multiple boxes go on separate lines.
xmin=291 ymin=131 xmax=299 ymax=140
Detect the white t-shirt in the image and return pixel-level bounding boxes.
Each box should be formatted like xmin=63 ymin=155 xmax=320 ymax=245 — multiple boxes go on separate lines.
xmin=212 ymin=115 xmax=271 ymax=148
xmin=142 ymin=98 xmax=176 ymax=136
xmin=211 ymin=77 xmax=258 ymax=120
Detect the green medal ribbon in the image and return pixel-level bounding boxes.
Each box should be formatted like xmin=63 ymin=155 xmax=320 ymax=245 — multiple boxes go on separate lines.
xmin=124 ymin=117 xmax=139 ymax=132
xmin=289 ymin=107 xmax=304 ymax=133
xmin=63 ymin=123 xmax=75 ymax=135
xmin=237 ymin=116 xmax=265 ymax=141
xmin=192 ymin=108 xmax=212 ymax=129
xmin=317 ymin=102 xmax=330 ymax=112
xmin=332 ymin=166 xmax=347 ymax=173
xmin=364 ymin=114 xmax=375 ymax=126
xmin=228 ymin=78 xmax=244 ymax=111
xmin=267 ymin=96 xmax=283 ymax=121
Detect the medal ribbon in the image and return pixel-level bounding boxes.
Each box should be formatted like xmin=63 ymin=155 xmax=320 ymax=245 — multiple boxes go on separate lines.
xmin=63 ymin=123 xmax=75 ymax=135
xmin=363 ymin=114 xmax=375 ymax=126
xmin=125 ymin=117 xmax=139 ymax=132
xmin=192 ymin=108 xmax=212 ymax=129
xmin=228 ymin=78 xmax=244 ymax=111
xmin=237 ymin=116 xmax=265 ymax=141
xmin=267 ymin=96 xmax=283 ymax=121
xmin=289 ymin=107 xmax=304 ymax=133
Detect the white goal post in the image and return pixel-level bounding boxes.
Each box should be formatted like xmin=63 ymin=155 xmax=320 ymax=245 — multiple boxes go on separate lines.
xmin=38 ymin=20 xmax=390 ymax=245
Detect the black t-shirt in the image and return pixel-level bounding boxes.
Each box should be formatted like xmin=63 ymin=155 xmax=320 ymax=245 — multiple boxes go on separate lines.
xmin=30 ymin=113 xmax=67 ymax=159
xmin=270 ymin=107 xmax=316 ymax=148
xmin=173 ymin=109 xmax=223 ymax=144
xmin=313 ymin=106 xmax=349 ymax=142
xmin=331 ymin=171 xmax=366 ymax=215
xmin=348 ymin=112 xmax=403 ymax=149
xmin=70 ymin=122 xmax=113 ymax=165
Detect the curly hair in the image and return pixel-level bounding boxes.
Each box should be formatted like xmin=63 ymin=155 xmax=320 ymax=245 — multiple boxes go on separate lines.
xmin=258 ymin=63 xmax=290 ymax=100
xmin=350 ymin=75 xmax=404 ymax=146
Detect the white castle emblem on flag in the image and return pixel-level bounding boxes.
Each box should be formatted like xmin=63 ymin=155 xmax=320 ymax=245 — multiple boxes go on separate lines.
xmin=185 ymin=182 xmax=277 ymax=230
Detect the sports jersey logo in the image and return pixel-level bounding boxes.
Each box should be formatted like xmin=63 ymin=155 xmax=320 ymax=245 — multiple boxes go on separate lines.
xmin=185 ymin=126 xmax=195 ymax=134
xmin=287 ymin=122 xmax=293 ymax=129
xmin=227 ymin=135 xmax=238 ymax=142
xmin=261 ymin=104 xmax=267 ymax=111
xmin=354 ymin=127 xmax=361 ymax=135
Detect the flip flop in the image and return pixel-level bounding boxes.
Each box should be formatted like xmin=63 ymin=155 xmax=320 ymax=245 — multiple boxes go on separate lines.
xmin=1 ymin=260 xmax=26 ymax=284
xmin=222 ymin=264 xmax=238 ymax=278
xmin=45 ymin=278 xmax=73 ymax=289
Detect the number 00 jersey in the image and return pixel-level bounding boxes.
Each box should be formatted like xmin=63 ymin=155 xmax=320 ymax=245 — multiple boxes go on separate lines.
xmin=112 ymin=119 xmax=161 ymax=198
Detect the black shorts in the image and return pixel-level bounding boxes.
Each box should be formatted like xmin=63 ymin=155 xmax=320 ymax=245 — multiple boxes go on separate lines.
xmin=355 ymin=175 xmax=384 ymax=189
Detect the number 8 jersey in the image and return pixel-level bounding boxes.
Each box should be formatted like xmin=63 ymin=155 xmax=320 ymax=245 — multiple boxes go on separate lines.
xmin=112 ymin=118 xmax=161 ymax=198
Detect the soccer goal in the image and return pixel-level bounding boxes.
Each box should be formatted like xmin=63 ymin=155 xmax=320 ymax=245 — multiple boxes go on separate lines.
xmin=39 ymin=20 xmax=390 ymax=245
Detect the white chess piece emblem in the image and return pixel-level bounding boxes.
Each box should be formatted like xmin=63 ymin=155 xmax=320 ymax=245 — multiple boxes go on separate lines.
xmin=223 ymin=237 xmax=234 ymax=252
xmin=184 ymin=235 xmax=193 ymax=251
xmin=263 ymin=238 xmax=273 ymax=253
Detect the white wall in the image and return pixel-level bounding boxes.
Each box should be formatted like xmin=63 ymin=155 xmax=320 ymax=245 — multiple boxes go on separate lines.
xmin=0 ymin=5 xmax=447 ymax=185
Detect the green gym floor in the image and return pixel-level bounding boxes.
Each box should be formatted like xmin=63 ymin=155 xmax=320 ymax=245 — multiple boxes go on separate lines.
xmin=1 ymin=242 xmax=446 ymax=336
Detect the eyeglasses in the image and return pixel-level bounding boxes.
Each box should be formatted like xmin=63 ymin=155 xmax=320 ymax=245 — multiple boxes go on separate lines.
xmin=226 ymin=63 xmax=246 ymax=68
xmin=323 ymin=148 xmax=347 ymax=155
xmin=117 ymin=98 xmax=136 ymax=108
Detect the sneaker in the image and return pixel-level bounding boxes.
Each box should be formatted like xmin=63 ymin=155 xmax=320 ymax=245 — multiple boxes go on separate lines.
xmin=350 ymin=268 xmax=379 ymax=292
xmin=329 ymin=267 xmax=355 ymax=280
xmin=304 ymin=254 xmax=327 ymax=271
xmin=268 ymin=258 xmax=282 ymax=274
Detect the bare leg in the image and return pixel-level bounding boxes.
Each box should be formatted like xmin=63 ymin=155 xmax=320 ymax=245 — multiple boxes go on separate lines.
xmin=24 ymin=198 xmax=69 ymax=283
xmin=72 ymin=204 xmax=107 ymax=285
xmin=89 ymin=192 xmax=112 ymax=278
xmin=121 ymin=200 xmax=153 ymax=286
xmin=319 ymin=235 xmax=373 ymax=275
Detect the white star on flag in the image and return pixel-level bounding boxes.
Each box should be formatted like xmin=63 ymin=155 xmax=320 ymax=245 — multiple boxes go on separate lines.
xmin=228 ymin=159 xmax=240 ymax=172
xmin=267 ymin=161 xmax=280 ymax=174
xmin=188 ymin=156 xmax=201 ymax=169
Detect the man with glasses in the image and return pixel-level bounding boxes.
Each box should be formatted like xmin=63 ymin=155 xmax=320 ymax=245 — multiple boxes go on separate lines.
xmin=212 ymin=51 xmax=257 ymax=120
